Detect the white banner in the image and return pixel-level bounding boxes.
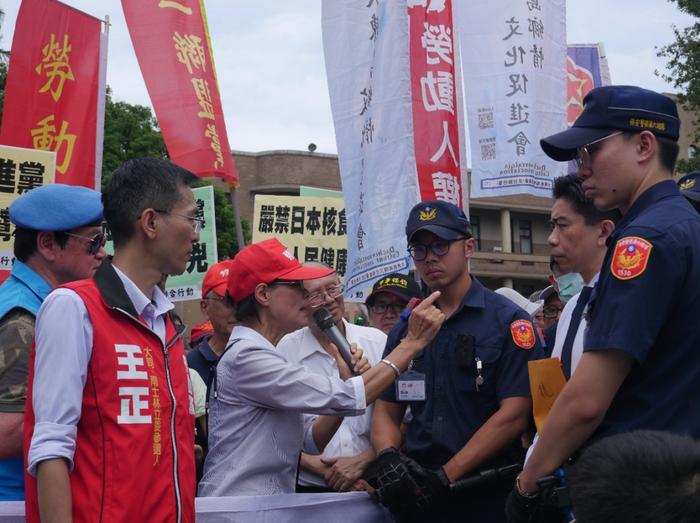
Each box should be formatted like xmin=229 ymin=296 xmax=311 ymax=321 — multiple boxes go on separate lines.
xmin=458 ymin=0 xmax=567 ymax=198
xmin=322 ymin=0 xmax=418 ymax=302
xmin=0 ymin=493 xmax=391 ymax=523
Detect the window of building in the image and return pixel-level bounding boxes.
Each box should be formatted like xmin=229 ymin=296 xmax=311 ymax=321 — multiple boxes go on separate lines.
xmin=519 ymin=219 xmax=532 ymax=254
xmin=470 ymin=215 xmax=481 ymax=251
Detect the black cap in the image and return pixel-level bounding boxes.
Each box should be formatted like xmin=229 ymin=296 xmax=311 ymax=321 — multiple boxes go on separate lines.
xmin=405 ymin=200 xmax=471 ymax=242
xmin=365 ymin=273 xmax=423 ymax=306
xmin=679 ymin=171 xmax=700 ymax=204
xmin=541 ymin=85 xmax=680 ymax=161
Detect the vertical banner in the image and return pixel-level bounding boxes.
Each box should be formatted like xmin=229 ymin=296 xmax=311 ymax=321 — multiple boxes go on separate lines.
xmin=0 ymin=0 xmax=103 ymax=189
xmin=122 ymin=0 xmax=238 ymax=185
xmin=566 ymin=44 xmax=611 ymax=125
xmin=458 ymin=0 xmax=567 ymax=198
xmin=322 ymin=0 xmax=417 ymax=302
xmin=252 ymin=195 xmax=348 ymax=278
xmin=408 ymin=0 xmax=463 ymax=207
xmin=0 ymin=146 xmax=57 ymax=284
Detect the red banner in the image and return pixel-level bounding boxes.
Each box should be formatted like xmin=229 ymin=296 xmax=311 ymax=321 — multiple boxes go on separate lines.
xmin=122 ymin=0 xmax=238 ymax=185
xmin=0 ymin=0 xmax=102 ymax=189
xmin=408 ymin=0 xmax=463 ymax=207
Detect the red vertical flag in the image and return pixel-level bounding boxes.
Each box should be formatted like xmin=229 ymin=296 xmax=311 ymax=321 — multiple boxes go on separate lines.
xmin=0 ymin=0 xmax=103 ymax=189
xmin=408 ymin=0 xmax=463 ymax=207
xmin=122 ymin=0 xmax=238 ymax=185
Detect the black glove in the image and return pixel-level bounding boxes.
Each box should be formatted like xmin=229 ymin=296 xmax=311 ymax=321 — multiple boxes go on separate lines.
xmin=505 ymin=483 xmax=564 ymax=523
xmin=374 ymin=448 xmax=450 ymax=515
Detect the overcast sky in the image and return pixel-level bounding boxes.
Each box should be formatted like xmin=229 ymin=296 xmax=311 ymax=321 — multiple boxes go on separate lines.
xmin=1 ymin=1 xmax=695 ymax=155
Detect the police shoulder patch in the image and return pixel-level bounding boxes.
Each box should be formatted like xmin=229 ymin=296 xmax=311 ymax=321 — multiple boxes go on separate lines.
xmin=510 ymin=319 xmax=536 ymax=350
xmin=611 ymin=236 xmax=653 ymax=281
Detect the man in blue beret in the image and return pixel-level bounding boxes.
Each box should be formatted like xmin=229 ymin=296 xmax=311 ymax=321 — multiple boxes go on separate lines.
xmin=678 ymin=170 xmax=700 ymax=213
xmin=510 ymin=86 xmax=700 ymax=522
xmin=0 ymin=184 xmax=105 ymax=501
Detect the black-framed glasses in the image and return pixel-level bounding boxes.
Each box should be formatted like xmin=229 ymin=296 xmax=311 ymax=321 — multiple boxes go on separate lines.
xmin=408 ymin=238 xmax=464 ymax=261
xmin=154 ymin=209 xmax=204 ymax=233
xmin=65 ymin=232 xmax=107 ymax=255
xmin=543 ymin=306 xmax=564 ymax=319
xmin=370 ymin=302 xmax=405 ymax=315
xmin=574 ymin=131 xmax=623 ymax=171
xmin=305 ymin=283 xmax=344 ymax=308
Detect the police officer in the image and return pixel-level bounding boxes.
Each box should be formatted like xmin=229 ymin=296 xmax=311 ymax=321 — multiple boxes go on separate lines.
xmin=0 ymin=184 xmax=105 ymax=501
xmin=678 ymin=170 xmax=700 ymax=213
xmin=511 ymin=86 xmax=700 ymax=519
xmin=371 ymin=200 xmax=543 ymax=522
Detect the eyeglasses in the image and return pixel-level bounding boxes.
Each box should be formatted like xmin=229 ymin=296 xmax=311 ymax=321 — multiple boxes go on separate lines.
xmin=205 ymin=295 xmax=235 ymax=308
xmin=269 ymin=280 xmax=306 ymax=293
xmin=543 ymin=306 xmax=564 ymax=319
xmin=408 ymin=238 xmax=464 ymax=261
xmin=64 ymin=232 xmax=107 ymax=255
xmin=154 ymin=209 xmax=204 ymax=234
xmin=305 ymin=283 xmax=344 ymax=308
xmin=574 ymin=131 xmax=623 ymax=171
xmin=370 ymin=302 xmax=405 ymax=315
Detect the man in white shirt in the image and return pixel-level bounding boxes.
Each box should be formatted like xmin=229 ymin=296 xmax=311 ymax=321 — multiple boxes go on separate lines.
xmin=278 ymin=268 xmax=386 ymax=492
xmin=546 ymin=174 xmax=619 ymax=379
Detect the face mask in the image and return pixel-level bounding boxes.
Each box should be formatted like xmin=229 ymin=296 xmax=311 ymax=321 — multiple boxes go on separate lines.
xmin=556 ymin=272 xmax=584 ymax=303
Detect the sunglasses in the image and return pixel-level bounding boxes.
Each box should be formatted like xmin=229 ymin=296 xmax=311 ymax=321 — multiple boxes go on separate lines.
xmin=65 ymin=232 xmax=107 ymax=255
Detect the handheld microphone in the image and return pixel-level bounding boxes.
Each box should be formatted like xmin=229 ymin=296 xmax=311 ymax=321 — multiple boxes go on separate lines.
xmin=312 ymin=307 xmax=357 ymax=374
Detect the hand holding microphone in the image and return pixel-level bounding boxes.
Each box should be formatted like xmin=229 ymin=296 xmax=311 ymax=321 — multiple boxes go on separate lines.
xmin=312 ymin=307 xmax=368 ymax=376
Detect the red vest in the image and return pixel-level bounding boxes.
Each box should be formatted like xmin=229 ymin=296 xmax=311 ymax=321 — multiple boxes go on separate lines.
xmin=24 ymin=275 xmax=195 ymax=522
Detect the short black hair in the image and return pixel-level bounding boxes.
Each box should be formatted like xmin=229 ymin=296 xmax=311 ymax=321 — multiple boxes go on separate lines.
xmin=568 ymin=430 xmax=700 ymax=523
xmin=233 ymin=294 xmax=259 ymax=323
xmin=103 ymin=158 xmax=195 ymax=248
xmin=620 ymin=132 xmax=679 ymax=173
xmin=553 ymin=174 xmax=621 ymax=225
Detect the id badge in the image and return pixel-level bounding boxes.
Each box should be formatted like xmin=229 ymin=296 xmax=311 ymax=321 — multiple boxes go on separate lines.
xmin=395 ymin=369 xmax=426 ymax=402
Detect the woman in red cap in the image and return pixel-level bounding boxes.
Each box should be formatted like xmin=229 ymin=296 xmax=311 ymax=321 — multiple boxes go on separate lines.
xmin=198 ymin=238 xmax=444 ymax=497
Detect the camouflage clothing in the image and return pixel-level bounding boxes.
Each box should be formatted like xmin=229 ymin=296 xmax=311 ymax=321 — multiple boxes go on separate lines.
xmin=0 ymin=308 xmax=35 ymax=412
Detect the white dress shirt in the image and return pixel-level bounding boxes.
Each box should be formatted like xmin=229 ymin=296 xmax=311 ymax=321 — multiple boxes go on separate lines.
xmin=199 ymin=325 xmax=367 ymax=497
xmin=27 ymin=266 xmax=173 ymax=475
xmin=525 ymin=273 xmax=599 ymax=464
xmin=277 ymin=320 xmax=387 ymax=486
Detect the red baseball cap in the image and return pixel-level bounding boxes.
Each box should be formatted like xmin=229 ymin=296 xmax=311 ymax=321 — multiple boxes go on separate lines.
xmin=227 ymin=238 xmax=334 ymax=302
xmin=202 ymin=260 xmax=234 ymax=298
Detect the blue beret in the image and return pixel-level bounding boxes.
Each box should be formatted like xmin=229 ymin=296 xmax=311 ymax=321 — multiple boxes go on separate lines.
xmin=9 ymin=184 xmax=103 ymax=231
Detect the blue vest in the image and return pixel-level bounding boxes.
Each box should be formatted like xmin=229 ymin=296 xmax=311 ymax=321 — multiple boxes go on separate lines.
xmin=0 ymin=260 xmax=51 ymax=501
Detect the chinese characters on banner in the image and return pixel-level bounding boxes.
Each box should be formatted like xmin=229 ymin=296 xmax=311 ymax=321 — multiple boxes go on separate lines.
xmin=0 ymin=146 xmax=57 ymax=284
xmin=121 ymin=0 xmax=238 ymax=184
xmin=103 ymin=186 xmax=218 ymax=301
xmin=457 ymin=0 xmax=567 ymax=197
xmin=252 ymin=194 xmax=350 ymax=282
xmin=322 ymin=0 xmax=416 ymax=300
xmin=0 ymin=0 xmax=105 ymax=189
xmin=408 ymin=0 xmax=464 ymax=208
xmin=567 ymin=44 xmax=611 ymax=125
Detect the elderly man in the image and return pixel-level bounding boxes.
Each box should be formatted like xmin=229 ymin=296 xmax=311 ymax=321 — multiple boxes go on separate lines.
xmin=511 ymin=86 xmax=700 ymax=520
xmin=24 ymin=159 xmax=199 ymax=522
xmin=278 ymin=266 xmax=387 ymax=492
xmin=365 ymin=272 xmax=423 ymax=335
xmin=0 ymin=184 xmax=105 ymax=501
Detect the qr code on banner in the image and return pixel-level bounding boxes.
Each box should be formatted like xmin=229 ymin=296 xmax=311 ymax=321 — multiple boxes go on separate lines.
xmin=481 ymin=143 xmax=496 ymax=160
xmin=478 ymin=109 xmax=494 ymax=129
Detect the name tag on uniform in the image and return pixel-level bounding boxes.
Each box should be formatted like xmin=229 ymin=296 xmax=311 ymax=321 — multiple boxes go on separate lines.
xmin=395 ymin=369 xmax=426 ymax=401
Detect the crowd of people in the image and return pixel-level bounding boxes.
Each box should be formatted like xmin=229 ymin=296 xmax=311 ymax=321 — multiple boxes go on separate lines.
xmin=1 ymin=84 xmax=699 ymax=523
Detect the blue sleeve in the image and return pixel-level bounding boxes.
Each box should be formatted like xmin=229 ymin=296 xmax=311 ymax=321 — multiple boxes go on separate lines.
xmin=496 ymin=309 xmax=543 ymax=399
xmin=585 ymin=227 xmax=685 ymax=363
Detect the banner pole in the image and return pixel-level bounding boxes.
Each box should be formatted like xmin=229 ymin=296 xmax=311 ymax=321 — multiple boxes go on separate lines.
xmin=229 ymin=186 xmax=245 ymax=252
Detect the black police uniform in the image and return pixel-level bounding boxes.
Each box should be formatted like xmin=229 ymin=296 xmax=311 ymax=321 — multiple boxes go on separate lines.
xmin=381 ymin=277 xmax=544 ymax=522
xmin=585 ymin=180 xmax=700 ymax=441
